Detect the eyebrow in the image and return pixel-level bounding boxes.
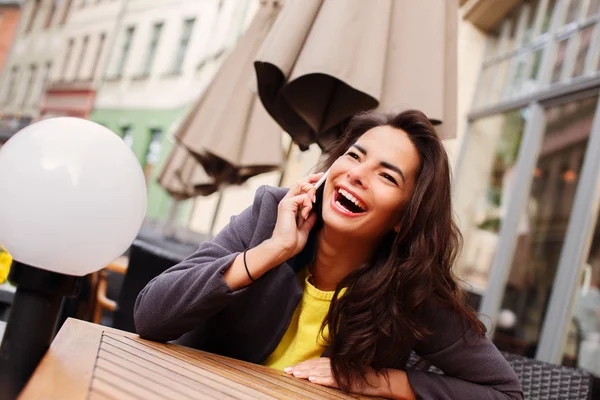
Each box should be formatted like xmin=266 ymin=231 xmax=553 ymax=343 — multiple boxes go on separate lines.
xmin=351 ymin=144 xmax=406 ymax=183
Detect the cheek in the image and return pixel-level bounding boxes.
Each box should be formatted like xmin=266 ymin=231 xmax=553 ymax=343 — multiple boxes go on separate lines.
xmin=373 ymin=190 xmax=406 ymax=221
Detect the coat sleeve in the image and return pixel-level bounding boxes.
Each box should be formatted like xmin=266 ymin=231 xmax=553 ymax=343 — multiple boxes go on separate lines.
xmin=134 ymin=186 xmax=268 ymax=342
xmin=405 ymin=306 xmax=524 ymax=400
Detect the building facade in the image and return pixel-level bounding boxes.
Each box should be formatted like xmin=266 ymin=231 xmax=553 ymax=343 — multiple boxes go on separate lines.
xmin=0 ymin=0 xmax=72 ymax=143
xmin=90 ymin=0 xmax=257 ymax=222
xmin=39 ymin=0 xmax=126 ymax=120
xmin=454 ymin=0 xmax=600 ymax=378
xmin=0 ymin=1 xmax=23 ymax=77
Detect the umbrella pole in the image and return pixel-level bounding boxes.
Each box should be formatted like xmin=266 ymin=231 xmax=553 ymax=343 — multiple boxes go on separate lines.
xmin=277 ymin=141 xmax=295 ymax=187
xmin=209 ymin=189 xmax=225 ymax=238
xmin=163 ymin=199 xmax=180 ymax=238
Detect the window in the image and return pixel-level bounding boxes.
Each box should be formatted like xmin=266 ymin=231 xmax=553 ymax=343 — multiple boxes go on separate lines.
xmin=568 ymin=222 xmax=600 ymax=377
xmin=494 ymin=96 xmax=599 ymax=363
xmin=144 ymin=128 xmax=163 ymax=179
xmin=60 ymin=0 xmax=73 ymax=25
xmin=44 ymin=0 xmax=57 ymax=29
xmin=90 ymin=33 xmax=106 ymax=79
xmin=116 ymin=26 xmax=135 ymax=77
xmin=171 ymin=18 xmax=195 ymax=74
xmin=61 ymin=38 xmax=74 ymax=80
xmin=36 ymin=62 xmax=52 ymax=103
xmin=474 ymin=0 xmax=600 ymax=110
xmin=454 ymin=110 xmax=527 ymax=292
xmin=74 ymin=36 xmax=89 ymax=80
xmin=121 ymin=125 xmax=133 ymax=148
xmin=25 ymin=0 xmax=41 ymax=33
xmin=4 ymin=67 xmax=19 ymax=104
xmin=21 ymin=65 xmax=37 ymax=105
xmin=141 ymin=22 xmax=163 ymax=76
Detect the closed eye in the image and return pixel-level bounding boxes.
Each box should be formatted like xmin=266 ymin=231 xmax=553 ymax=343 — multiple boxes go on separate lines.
xmin=381 ymin=172 xmax=398 ymax=185
xmin=346 ymin=151 xmax=360 ymax=160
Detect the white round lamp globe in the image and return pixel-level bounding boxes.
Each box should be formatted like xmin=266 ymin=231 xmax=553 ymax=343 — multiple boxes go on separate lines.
xmin=0 ymin=117 xmax=147 ymax=276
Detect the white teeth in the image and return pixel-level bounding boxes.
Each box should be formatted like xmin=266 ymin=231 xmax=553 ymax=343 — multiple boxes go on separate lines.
xmin=337 ymin=188 xmax=365 ymax=211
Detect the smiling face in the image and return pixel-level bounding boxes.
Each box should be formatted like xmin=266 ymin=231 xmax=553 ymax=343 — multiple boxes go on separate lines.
xmin=321 ymin=125 xmax=422 ymax=239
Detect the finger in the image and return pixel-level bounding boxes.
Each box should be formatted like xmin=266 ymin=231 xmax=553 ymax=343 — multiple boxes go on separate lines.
xmin=299 ymin=212 xmax=317 ymax=235
xmin=288 ymin=358 xmax=323 ymax=373
xmin=285 ymin=173 xmax=325 ymax=198
xmin=291 ymin=366 xmax=330 ymax=378
xmin=308 ymin=376 xmax=338 ymax=388
xmin=280 ymin=194 xmax=311 ymax=213
xmin=302 ymin=196 xmax=313 ymax=220
xmin=288 ymin=357 xmax=330 ymax=377
xmin=306 ymin=172 xmax=325 ymax=183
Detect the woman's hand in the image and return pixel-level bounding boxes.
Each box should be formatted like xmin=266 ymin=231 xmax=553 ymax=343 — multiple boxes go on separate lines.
xmin=285 ymin=358 xmax=416 ymax=400
xmin=269 ymin=173 xmax=324 ymax=258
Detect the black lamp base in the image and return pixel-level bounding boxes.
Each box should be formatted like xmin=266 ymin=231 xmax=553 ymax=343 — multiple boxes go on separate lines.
xmin=0 ymin=262 xmax=82 ymax=400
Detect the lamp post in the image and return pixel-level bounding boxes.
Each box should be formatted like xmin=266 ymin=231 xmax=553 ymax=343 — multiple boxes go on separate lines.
xmin=0 ymin=117 xmax=147 ymax=399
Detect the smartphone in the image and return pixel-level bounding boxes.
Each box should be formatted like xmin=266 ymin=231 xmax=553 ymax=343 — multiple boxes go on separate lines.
xmin=296 ymin=168 xmax=330 ymax=226
xmin=313 ymin=168 xmax=330 ymax=192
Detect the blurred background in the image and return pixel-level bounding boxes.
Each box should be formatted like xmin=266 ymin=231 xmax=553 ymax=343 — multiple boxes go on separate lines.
xmin=0 ymin=0 xmax=599 ymax=392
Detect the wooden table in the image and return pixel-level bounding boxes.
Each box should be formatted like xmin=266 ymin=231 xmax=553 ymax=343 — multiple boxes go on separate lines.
xmin=20 ymin=319 xmax=378 ymax=399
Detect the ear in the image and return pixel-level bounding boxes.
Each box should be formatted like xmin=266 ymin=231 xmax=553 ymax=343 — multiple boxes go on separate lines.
xmin=393 ymin=224 xmax=401 ymax=233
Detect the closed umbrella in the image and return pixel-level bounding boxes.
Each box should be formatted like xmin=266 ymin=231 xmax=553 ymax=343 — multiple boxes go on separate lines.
xmin=158 ymin=142 xmax=217 ymax=200
xmin=173 ymin=0 xmax=284 ymax=187
xmin=254 ymin=0 xmax=458 ymax=150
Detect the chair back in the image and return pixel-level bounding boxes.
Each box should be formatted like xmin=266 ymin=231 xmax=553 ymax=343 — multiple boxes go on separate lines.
xmin=406 ymin=351 xmax=594 ymax=400
xmin=112 ymin=239 xmax=189 ymax=333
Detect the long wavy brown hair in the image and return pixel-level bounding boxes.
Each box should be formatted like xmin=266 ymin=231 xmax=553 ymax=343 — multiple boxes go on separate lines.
xmin=316 ymin=110 xmax=486 ymax=392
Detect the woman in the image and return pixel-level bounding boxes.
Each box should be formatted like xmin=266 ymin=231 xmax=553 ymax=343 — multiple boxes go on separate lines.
xmin=134 ymin=110 xmax=523 ymax=399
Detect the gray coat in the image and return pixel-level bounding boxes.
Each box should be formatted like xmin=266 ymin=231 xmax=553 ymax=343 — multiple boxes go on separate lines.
xmin=134 ymin=186 xmax=524 ymax=400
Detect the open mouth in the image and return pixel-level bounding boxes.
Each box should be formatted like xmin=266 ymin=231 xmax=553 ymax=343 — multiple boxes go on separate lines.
xmin=334 ymin=188 xmax=367 ymax=214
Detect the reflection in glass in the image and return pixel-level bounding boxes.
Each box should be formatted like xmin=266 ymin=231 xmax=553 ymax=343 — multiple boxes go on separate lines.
xmin=490 ymin=60 xmax=512 ymax=104
xmin=588 ymin=0 xmax=600 ymax=16
xmin=564 ymin=0 xmax=583 ymax=25
xmin=570 ymin=256 xmax=600 ymax=377
xmin=454 ymin=110 xmax=526 ymax=292
xmin=572 ymin=26 xmax=595 ymax=77
xmin=540 ymin=0 xmax=558 ymax=34
xmin=475 ymin=64 xmax=496 ymax=109
xmin=551 ymin=39 xmax=570 ymax=83
xmin=529 ymin=48 xmax=544 ymax=87
xmin=492 ymin=96 xmax=599 ymax=364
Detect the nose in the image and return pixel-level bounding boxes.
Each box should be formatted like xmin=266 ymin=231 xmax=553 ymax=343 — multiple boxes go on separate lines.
xmin=346 ymin=164 xmax=368 ymax=188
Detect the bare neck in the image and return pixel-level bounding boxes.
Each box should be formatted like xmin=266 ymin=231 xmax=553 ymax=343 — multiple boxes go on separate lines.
xmin=310 ymin=226 xmax=375 ymax=291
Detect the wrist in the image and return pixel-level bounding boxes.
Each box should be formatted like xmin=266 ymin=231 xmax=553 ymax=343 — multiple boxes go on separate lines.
xmin=381 ymin=369 xmax=416 ymax=400
xmin=261 ymin=239 xmax=293 ymax=265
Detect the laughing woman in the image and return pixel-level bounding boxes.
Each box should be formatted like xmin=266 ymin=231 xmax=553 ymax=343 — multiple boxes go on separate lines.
xmin=134 ymin=110 xmax=523 ymax=400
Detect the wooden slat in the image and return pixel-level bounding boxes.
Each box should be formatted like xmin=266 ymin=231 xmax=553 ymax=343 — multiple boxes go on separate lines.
xmin=109 ymin=333 xmax=375 ymax=400
xmin=97 ymin=348 xmax=236 ymax=400
xmin=93 ymin=367 xmax=165 ymax=400
xmin=104 ymin=335 xmax=300 ymax=400
xmin=198 ymin=352 xmax=350 ymax=400
xmin=94 ymin=357 xmax=201 ymax=400
xmin=87 ymin=390 xmax=116 ymax=400
xmin=100 ymin=335 xmax=265 ymax=399
xmin=90 ymin=376 xmax=143 ymax=400
xmin=164 ymin=342 xmax=358 ymax=400
xmin=168 ymin=346 xmax=344 ymax=400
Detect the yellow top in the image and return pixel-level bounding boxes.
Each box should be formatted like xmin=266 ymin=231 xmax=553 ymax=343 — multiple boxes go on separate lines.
xmin=264 ymin=269 xmax=346 ymax=370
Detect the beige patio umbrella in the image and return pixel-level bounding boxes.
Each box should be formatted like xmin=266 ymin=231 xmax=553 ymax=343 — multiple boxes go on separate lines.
xmin=172 ymin=0 xmax=284 ymax=186
xmin=254 ymin=0 xmax=458 ymax=150
xmin=158 ymin=142 xmax=218 ymax=200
